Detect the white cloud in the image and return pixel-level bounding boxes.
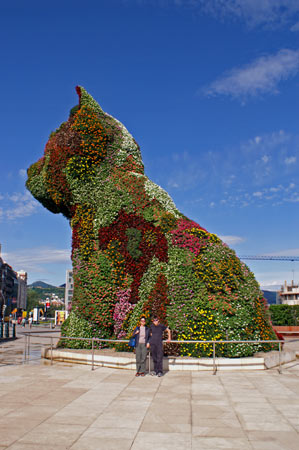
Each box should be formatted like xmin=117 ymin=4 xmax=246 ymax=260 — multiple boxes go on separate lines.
xmin=2 ymin=247 xmax=71 ymax=273
xmin=192 ymin=1 xmax=299 ymax=29
xmin=203 ymin=49 xmax=299 ymax=100
xmin=284 ymin=156 xmax=296 ymax=164
xmin=261 ymin=155 xmax=269 ymax=163
xmin=259 ymin=282 xmax=282 ymax=291
xmin=269 ymin=186 xmax=282 ymax=192
xmin=283 ymin=195 xmax=299 ymax=202
xmin=264 ymin=248 xmax=299 ymax=257
xmin=161 ymin=130 xmax=299 ymax=209
xmin=166 ymin=153 xmax=207 ymax=190
xmin=19 ymin=168 xmax=27 ymax=178
xmin=0 ymin=191 xmax=39 ymax=221
xmin=220 ymin=235 xmax=245 ymax=245
xmin=291 ymin=21 xmax=299 ymax=31
xmin=135 ymin=1 xmax=299 ymax=29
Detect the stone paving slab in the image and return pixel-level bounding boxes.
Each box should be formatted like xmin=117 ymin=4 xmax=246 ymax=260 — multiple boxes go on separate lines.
xmin=0 ymin=359 xmax=298 ymax=449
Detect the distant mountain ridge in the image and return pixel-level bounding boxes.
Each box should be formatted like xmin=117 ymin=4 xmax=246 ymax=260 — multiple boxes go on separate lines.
xmin=29 ymin=281 xmax=57 ymax=289
xmin=29 ymin=281 xmax=66 ymax=289
xmin=28 ymin=281 xmax=65 ymax=302
xmin=262 ymin=290 xmax=277 ymax=305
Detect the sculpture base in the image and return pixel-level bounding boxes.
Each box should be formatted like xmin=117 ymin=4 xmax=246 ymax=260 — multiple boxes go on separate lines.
xmin=41 ymin=347 xmax=296 ymax=371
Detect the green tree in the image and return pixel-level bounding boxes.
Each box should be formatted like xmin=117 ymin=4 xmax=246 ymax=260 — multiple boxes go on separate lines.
xmin=269 ymin=304 xmax=298 ymax=326
xmin=26 ymin=289 xmax=42 ymax=313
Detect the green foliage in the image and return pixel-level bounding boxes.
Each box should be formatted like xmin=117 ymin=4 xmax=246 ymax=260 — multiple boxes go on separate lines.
xmin=126 ymin=228 xmax=142 ymax=259
xmin=59 ymin=311 xmax=95 ymax=349
xmin=69 ymin=105 xmax=79 ymax=117
xmin=78 ymin=86 xmax=104 ymax=114
xmin=26 ymin=289 xmax=42 ymax=312
xmin=29 ymin=286 xmax=65 ymax=301
xmin=269 ymin=304 xmax=299 ymax=326
xmin=179 ymin=308 xmax=225 ymax=357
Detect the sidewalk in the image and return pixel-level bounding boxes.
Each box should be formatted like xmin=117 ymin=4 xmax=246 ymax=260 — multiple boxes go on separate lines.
xmin=0 ymin=358 xmax=298 ymax=449
xmin=0 ymin=325 xmax=60 ymax=366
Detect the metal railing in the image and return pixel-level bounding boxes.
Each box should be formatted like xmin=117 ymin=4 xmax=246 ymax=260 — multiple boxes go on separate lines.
xmin=21 ymin=331 xmax=289 ymax=375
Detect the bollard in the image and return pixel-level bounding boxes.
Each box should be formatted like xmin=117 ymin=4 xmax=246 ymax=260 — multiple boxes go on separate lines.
xmin=12 ymin=323 xmax=16 ymax=338
xmin=5 ymin=322 xmax=9 ymax=338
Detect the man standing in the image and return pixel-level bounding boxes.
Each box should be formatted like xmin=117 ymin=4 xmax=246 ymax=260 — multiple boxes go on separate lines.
xmin=148 ymin=317 xmax=171 ymax=377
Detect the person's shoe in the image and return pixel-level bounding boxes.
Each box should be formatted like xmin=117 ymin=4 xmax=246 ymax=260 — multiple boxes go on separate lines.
xmin=135 ymin=372 xmax=140 ymax=377
xmin=157 ymin=372 xmax=163 ymax=377
xmin=140 ymin=372 xmax=145 ymax=377
xmin=150 ymin=371 xmax=156 ymax=376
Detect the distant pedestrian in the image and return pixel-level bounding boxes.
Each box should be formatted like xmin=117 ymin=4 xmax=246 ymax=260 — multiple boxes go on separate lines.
xmin=21 ymin=317 xmax=26 ymax=327
xmin=132 ymin=316 xmax=150 ymax=377
xmin=28 ymin=316 xmax=33 ymax=328
xmin=149 ymin=317 xmax=171 ymax=377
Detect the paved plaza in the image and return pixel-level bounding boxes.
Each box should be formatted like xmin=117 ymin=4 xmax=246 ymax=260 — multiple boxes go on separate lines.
xmin=0 ymin=333 xmax=299 ymax=450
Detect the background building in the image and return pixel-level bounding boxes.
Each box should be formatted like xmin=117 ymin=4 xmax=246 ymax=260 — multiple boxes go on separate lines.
xmin=64 ymin=269 xmax=73 ymax=311
xmin=0 ymin=247 xmax=27 ymax=319
xmin=17 ymin=270 xmax=27 ymax=310
xmin=278 ymin=280 xmax=299 ymax=305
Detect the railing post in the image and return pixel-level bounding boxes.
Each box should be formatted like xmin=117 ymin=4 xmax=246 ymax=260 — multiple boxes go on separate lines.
xmin=50 ymin=337 xmax=53 ymax=365
xmin=278 ymin=341 xmax=282 ymax=374
xmin=28 ymin=333 xmax=30 ymax=360
xmin=91 ymin=338 xmax=94 ymax=371
xmin=213 ymin=341 xmax=216 ymax=375
xmin=24 ymin=333 xmax=27 ymax=363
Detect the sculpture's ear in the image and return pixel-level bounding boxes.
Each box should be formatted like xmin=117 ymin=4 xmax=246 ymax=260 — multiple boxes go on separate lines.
xmin=76 ymin=86 xmax=104 ymax=115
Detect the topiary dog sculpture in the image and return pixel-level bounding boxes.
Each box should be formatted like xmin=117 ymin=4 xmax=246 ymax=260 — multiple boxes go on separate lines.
xmin=26 ymin=87 xmax=276 ymax=357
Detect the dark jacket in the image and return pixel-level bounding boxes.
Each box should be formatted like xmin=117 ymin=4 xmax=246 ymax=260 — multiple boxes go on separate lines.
xmin=132 ymin=326 xmax=150 ymax=346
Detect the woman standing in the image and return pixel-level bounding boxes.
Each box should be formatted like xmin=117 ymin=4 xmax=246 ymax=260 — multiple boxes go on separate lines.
xmin=132 ymin=316 xmax=150 ymax=376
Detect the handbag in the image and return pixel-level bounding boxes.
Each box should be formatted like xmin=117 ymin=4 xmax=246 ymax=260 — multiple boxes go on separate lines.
xmin=128 ymin=337 xmax=136 ymax=348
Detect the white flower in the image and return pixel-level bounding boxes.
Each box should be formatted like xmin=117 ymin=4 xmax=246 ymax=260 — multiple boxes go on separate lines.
xmin=144 ymin=179 xmax=181 ymax=217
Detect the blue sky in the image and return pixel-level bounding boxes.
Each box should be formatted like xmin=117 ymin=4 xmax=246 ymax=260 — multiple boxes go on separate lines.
xmin=1 ymin=0 xmax=299 ymax=288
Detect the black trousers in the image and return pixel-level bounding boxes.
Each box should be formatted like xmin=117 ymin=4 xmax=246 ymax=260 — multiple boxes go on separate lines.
xmin=150 ymin=342 xmax=163 ymax=373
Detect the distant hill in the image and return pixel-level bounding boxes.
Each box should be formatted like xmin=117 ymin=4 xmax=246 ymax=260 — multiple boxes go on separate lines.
xmin=262 ymin=290 xmax=277 ymax=305
xmin=29 ymin=281 xmax=56 ymax=289
xmin=28 ymin=281 xmax=65 ymax=301
xmin=59 ymin=283 xmax=66 ymax=288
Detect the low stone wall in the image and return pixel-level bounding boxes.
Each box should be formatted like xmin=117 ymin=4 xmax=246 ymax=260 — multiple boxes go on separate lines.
xmin=255 ymin=349 xmax=297 ymax=369
xmin=41 ymin=347 xmax=296 ymax=371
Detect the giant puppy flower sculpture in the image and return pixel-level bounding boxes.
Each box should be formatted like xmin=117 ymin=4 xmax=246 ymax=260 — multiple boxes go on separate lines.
xmin=27 ymin=87 xmax=276 ymax=357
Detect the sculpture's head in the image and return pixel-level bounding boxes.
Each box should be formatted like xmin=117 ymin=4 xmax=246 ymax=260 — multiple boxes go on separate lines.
xmin=26 ymin=86 xmax=144 ymax=219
